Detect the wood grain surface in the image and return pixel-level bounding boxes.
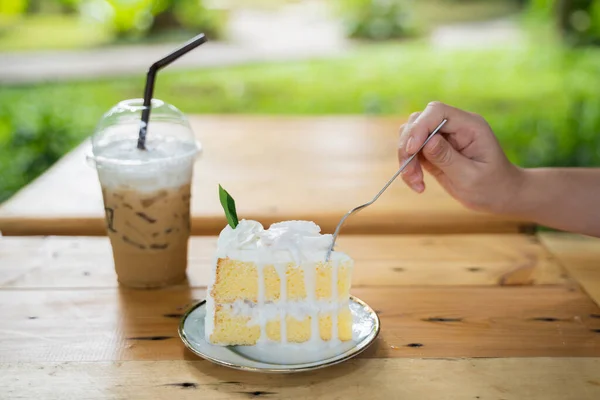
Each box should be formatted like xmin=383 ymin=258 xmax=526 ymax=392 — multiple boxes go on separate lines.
xmin=1 ymin=233 xmax=599 ymax=399
xmin=541 ymin=233 xmax=600 ymax=306
xmin=0 ymin=234 xmax=568 ymax=288
xmin=2 ymin=358 xmax=599 ymax=400
xmin=0 ymin=116 xmax=531 ymax=236
xmin=0 ymin=286 xmax=598 ymax=362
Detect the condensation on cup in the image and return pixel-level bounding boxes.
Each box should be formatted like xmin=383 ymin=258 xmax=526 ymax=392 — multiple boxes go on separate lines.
xmin=87 ymin=99 xmax=201 ymax=288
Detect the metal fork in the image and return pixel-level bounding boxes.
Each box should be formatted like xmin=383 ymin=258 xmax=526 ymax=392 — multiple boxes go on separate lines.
xmin=325 ymin=119 xmax=448 ymax=261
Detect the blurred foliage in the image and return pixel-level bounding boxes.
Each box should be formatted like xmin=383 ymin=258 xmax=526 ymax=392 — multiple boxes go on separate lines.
xmin=0 ymin=0 xmax=526 ymax=50
xmin=1 ymin=38 xmax=600 ymax=201
xmin=0 ymin=90 xmax=85 ymax=202
xmin=0 ymin=0 xmax=28 ymax=17
xmin=528 ymin=0 xmax=600 ymax=45
xmin=336 ymin=0 xmax=524 ymax=40
xmin=0 ymin=0 xmax=225 ymax=46
xmin=93 ymin=0 xmax=226 ymax=39
xmin=161 ymin=0 xmax=226 ymax=39
xmin=0 ymin=14 xmax=112 ymax=51
xmin=1 ymin=1 xmax=600 ymax=202
xmin=335 ymin=0 xmax=417 ymax=40
xmin=415 ymin=0 xmax=524 ymax=26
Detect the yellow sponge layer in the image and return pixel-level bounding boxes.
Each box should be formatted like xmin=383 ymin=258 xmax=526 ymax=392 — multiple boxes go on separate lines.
xmin=266 ymin=319 xmax=281 ymax=341
xmin=285 ymin=266 xmax=307 ymax=300
xmin=209 ymin=257 xmax=354 ymax=345
xmin=211 ymin=258 xmax=353 ymax=302
xmin=316 ymin=263 xmax=353 ymax=301
xmin=209 ymin=305 xmax=260 ymax=345
xmin=318 ymin=310 xmax=353 ymax=341
xmin=264 ymin=265 xmax=281 ymax=301
xmin=209 ymin=307 xmax=353 ymax=344
xmin=286 ymin=315 xmax=312 ymax=342
xmin=319 ymin=314 xmax=332 ymax=340
xmin=210 ymin=259 xmax=259 ymax=302
xmin=338 ymin=308 xmax=353 ymax=341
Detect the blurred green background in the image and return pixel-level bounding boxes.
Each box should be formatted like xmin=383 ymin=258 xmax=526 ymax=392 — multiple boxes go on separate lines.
xmin=1 ymin=0 xmax=600 ymax=203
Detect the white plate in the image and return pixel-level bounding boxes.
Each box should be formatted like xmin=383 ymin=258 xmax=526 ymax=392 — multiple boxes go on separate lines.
xmin=179 ymin=296 xmax=380 ymax=373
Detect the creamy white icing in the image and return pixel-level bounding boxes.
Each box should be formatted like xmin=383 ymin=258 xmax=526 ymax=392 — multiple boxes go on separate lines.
xmin=216 ymin=219 xmax=263 ymax=251
xmin=225 ymin=299 xmax=349 ymax=322
xmin=215 ymin=219 xmax=347 ymax=264
xmin=275 ymin=261 xmax=288 ymax=344
xmin=205 ymin=220 xmax=353 ymax=345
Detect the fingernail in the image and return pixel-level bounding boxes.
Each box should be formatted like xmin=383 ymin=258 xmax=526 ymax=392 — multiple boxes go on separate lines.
xmin=412 ymin=182 xmax=425 ymax=193
xmin=405 ymin=137 xmax=414 ymax=153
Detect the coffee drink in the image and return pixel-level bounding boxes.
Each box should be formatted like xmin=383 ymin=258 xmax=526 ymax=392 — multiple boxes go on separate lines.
xmin=90 ymin=100 xmax=200 ymax=288
xmin=101 ymin=183 xmax=191 ymax=287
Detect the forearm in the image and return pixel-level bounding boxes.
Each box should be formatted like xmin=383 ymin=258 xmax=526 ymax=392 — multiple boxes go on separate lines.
xmin=507 ymin=168 xmax=600 ymax=237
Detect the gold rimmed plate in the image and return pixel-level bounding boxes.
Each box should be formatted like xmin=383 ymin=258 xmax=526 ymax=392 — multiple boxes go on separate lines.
xmin=178 ymin=296 xmax=380 ymax=373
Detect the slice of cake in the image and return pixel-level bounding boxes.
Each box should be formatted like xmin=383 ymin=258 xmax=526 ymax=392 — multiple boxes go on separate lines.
xmin=205 ymin=219 xmax=354 ymax=346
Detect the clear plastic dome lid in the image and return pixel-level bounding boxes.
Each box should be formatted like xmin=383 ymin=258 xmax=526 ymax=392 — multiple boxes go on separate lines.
xmin=90 ymin=98 xmax=200 ymax=166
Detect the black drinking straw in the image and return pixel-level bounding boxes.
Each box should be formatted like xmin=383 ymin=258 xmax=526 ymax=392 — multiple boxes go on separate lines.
xmin=137 ymin=33 xmax=207 ymax=150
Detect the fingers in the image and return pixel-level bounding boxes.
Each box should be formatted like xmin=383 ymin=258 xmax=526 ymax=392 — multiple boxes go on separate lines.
xmin=398 ymin=112 xmax=424 ymax=193
xmin=399 ymin=112 xmax=421 ymax=149
xmin=399 ymin=102 xmax=478 ymax=192
xmin=404 ymin=101 xmax=474 ymax=155
xmin=419 ymin=154 xmax=442 ymax=180
xmin=403 ymin=163 xmax=425 ymax=193
xmin=422 ymin=134 xmax=469 ymax=176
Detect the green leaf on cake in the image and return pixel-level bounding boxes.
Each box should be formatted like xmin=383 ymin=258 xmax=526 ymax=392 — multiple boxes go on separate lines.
xmin=219 ymin=184 xmax=239 ymax=229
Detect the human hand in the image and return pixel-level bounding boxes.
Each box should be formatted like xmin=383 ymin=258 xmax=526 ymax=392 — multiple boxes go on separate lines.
xmin=397 ymin=102 xmax=524 ymax=214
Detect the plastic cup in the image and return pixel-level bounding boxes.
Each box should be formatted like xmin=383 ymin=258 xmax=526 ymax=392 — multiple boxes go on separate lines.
xmin=87 ymin=99 xmax=201 ymax=288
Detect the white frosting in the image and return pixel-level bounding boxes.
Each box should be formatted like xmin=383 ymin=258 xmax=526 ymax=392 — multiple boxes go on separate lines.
xmin=225 ymin=299 xmax=349 ymax=322
xmin=216 ymin=220 xmax=347 ymax=265
xmin=276 ymin=261 xmax=288 ymax=343
xmin=205 ymin=220 xmax=353 ymax=345
xmin=216 ymin=219 xmax=263 ymax=250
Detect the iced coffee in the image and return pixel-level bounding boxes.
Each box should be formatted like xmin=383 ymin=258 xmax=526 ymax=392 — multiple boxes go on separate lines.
xmin=90 ymin=99 xmax=200 ymax=288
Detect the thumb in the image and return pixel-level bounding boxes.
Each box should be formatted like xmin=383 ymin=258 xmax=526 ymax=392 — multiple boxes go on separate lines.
xmin=422 ymin=135 xmax=469 ymax=175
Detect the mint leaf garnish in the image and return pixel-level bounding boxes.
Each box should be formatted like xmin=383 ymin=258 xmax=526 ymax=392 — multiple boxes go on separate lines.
xmin=219 ymin=184 xmax=239 ymax=229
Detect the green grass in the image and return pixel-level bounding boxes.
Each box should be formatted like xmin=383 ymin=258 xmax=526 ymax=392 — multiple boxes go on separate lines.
xmin=0 ymin=41 xmax=558 ymax=114
xmin=0 ymin=15 xmax=112 ymax=51
xmin=1 ymin=38 xmax=600 ymax=202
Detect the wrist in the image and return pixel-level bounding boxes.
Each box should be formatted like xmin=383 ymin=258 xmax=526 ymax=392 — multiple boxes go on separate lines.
xmin=493 ymin=166 xmax=530 ymax=216
xmin=499 ymin=167 xmax=538 ymax=217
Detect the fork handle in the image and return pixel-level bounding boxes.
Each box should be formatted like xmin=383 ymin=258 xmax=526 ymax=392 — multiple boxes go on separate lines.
xmin=325 ymin=118 xmax=448 ymax=261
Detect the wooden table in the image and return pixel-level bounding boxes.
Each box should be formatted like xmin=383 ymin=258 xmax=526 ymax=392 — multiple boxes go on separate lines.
xmin=0 ymin=116 xmax=530 ymax=236
xmin=1 ymin=232 xmax=599 ymax=399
